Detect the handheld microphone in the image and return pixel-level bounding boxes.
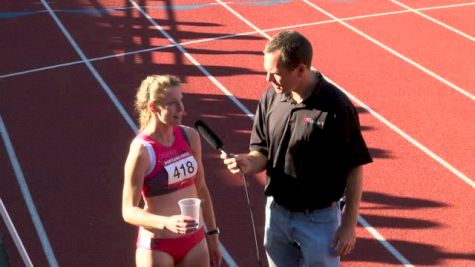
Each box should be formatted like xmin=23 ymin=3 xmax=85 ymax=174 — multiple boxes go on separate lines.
xmin=193 ymin=119 xmax=262 ymax=267
xmin=194 ymin=120 xmax=229 ymax=155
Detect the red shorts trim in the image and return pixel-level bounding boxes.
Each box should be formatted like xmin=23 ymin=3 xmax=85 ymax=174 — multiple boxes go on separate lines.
xmin=137 ymin=227 xmax=205 ymax=263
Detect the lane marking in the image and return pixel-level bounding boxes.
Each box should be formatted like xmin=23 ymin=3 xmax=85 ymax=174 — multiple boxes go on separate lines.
xmin=303 ymin=0 xmax=474 ymax=101
xmin=358 ymin=216 xmax=414 ymax=267
xmin=0 ymin=1 xmax=291 ymax=19
xmin=219 ymin=243 xmax=239 ymax=267
xmin=389 ymin=0 xmax=475 ymax=42
xmin=217 ymin=0 xmax=271 ymax=39
xmin=0 ymin=198 xmax=34 ymax=267
xmin=325 ymin=78 xmax=475 ymax=190
xmin=128 ymin=0 xmax=255 ymax=119
xmin=2 ymin=2 xmax=474 ymax=80
xmin=0 ymin=115 xmax=58 ymax=267
xmin=39 ymin=0 xmax=138 ymax=132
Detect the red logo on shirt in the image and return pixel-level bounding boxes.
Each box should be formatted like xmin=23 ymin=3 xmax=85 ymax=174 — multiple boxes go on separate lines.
xmin=304 ymin=116 xmax=325 ymax=129
xmin=303 ymin=116 xmax=314 ymax=124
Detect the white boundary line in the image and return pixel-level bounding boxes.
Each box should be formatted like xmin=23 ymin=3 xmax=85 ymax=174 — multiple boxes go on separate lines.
xmin=127 ymin=0 xmax=255 ymax=120
xmin=326 ymin=78 xmax=475 ymax=190
xmin=39 ymin=0 xmax=138 ymax=133
xmin=0 ymin=198 xmax=34 ymax=267
xmin=358 ymin=216 xmax=414 ymax=267
xmin=302 ymin=0 xmax=474 ymax=101
xmin=389 ymin=0 xmax=475 ymax=42
xmin=216 ymin=0 xmax=271 ymax=39
xmin=0 ymin=115 xmax=58 ymax=267
xmin=1 ymin=2 xmax=473 ymax=80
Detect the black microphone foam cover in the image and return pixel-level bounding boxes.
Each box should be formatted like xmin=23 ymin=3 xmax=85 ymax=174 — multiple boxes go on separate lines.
xmin=194 ymin=120 xmax=223 ymax=151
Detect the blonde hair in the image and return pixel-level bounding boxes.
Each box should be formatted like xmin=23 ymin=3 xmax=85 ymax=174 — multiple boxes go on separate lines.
xmin=134 ymin=74 xmax=181 ymax=130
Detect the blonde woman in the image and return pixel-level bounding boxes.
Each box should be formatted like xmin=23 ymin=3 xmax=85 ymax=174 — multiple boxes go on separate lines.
xmin=122 ymin=75 xmax=222 ymax=267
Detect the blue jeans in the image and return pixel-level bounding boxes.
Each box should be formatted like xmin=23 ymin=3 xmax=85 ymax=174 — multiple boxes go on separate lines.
xmin=264 ymin=197 xmax=341 ymax=267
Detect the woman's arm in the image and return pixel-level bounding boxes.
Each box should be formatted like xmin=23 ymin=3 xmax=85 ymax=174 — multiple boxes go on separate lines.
xmin=185 ymin=126 xmax=222 ymax=266
xmin=122 ymin=140 xmax=168 ymax=229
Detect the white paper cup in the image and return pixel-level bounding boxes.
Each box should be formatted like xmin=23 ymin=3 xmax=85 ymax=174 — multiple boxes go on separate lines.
xmin=178 ymin=198 xmax=201 ymax=224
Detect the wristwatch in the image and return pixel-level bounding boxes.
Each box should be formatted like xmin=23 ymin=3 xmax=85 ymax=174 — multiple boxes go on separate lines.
xmin=206 ymin=227 xmax=220 ymax=236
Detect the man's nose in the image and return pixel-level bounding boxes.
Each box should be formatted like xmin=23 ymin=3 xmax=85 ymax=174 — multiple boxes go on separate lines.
xmin=266 ymin=72 xmax=272 ymax=82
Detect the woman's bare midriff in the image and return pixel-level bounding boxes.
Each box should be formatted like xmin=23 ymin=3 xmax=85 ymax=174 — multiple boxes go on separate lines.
xmin=140 ymin=185 xmax=202 ymax=238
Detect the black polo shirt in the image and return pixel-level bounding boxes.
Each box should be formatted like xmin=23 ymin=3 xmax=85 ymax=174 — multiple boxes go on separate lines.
xmin=250 ymin=72 xmax=373 ymax=212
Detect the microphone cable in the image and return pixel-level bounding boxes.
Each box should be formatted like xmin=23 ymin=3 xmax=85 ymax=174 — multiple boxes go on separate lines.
xmin=238 ymin=170 xmax=262 ymax=267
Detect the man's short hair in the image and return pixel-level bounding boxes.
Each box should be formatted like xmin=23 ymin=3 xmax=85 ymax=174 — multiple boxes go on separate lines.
xmin=264 ymin=30 xmax=313 ymax=70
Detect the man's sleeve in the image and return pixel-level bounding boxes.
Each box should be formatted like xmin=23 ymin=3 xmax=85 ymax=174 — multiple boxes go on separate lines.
xmin=250 ymin=91 xmax=269 ymax=156
xmin=341 ymin=102 xmax=373 ymax=169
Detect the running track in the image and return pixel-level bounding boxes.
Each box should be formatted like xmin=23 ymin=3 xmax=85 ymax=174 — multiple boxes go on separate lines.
xmin=0 ymin=0 xmax=474 ymax=266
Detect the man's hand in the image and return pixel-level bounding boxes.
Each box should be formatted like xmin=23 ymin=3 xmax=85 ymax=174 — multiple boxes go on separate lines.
xmin=332 ymin=223 xmax=356 ymax=256
xmin=220 ymin=152 xmax=251 ymax=174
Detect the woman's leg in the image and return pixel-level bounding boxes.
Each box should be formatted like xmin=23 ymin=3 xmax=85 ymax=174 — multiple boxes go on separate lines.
xmin=136 ymin=247 xmax=174 ymax=267
xmin=176 ymin=239 xmax=210 ymax=267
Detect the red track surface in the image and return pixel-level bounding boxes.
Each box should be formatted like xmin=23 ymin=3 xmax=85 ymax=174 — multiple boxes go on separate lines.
xmin=1 ymin=1 xmax=474 ymax=266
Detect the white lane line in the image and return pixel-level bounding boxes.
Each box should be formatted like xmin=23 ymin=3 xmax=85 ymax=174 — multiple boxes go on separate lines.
xmin=389 ymin=0 xmax=475 ymax=42
xmin=0 ymin=60 xmax=85 ymax=79
xmin=39 ymin=0 xmax=138 ymax=133
xmin=2 ymin=2 xmax=473 ymax=80
xmin=128 ymin=0 xmax=254 ymax=120
xmin=302 ymin=0 xmax=474 ymax=101
xmin=216 ymin=0 xmax=271 ymax=39
xmin=0 ymin=115 xmax=58 ymax=267
xmin=324 ymin=77 xmax=475 ymax=191
xmin=0 ymin=198 xmax=34 ymax=267
xmin=219 ymin=242 xmax=239 ymax=267
xmin=0 ymin=36 xmax=239 ymax=79
xmin=358 ymin=216 xmax=415 ymax=267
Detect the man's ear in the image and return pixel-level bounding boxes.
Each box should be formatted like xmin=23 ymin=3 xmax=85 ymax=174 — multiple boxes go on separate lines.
xmin=297 ymin=64 xmax=307 ymax=77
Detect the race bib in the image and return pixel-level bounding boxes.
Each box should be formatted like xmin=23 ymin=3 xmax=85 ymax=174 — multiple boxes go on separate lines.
xmin=164 ymin=154 xmax=198 ymax=185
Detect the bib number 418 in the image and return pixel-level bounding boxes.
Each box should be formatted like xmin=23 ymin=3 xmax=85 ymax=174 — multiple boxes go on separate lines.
xmin=174 ymin=161 xmax=195 ymax=179
xmin=165 ymin=155 xmax=198 ymax=185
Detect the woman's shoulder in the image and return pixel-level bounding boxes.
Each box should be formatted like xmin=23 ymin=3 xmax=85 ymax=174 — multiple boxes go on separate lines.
xmin=177 ymin=125 xmax=201 ymax=152
xmin=178 ymin=125 xmax=199 ymax=139
xmin=128 ymin=135 xmax=150 ymax=158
